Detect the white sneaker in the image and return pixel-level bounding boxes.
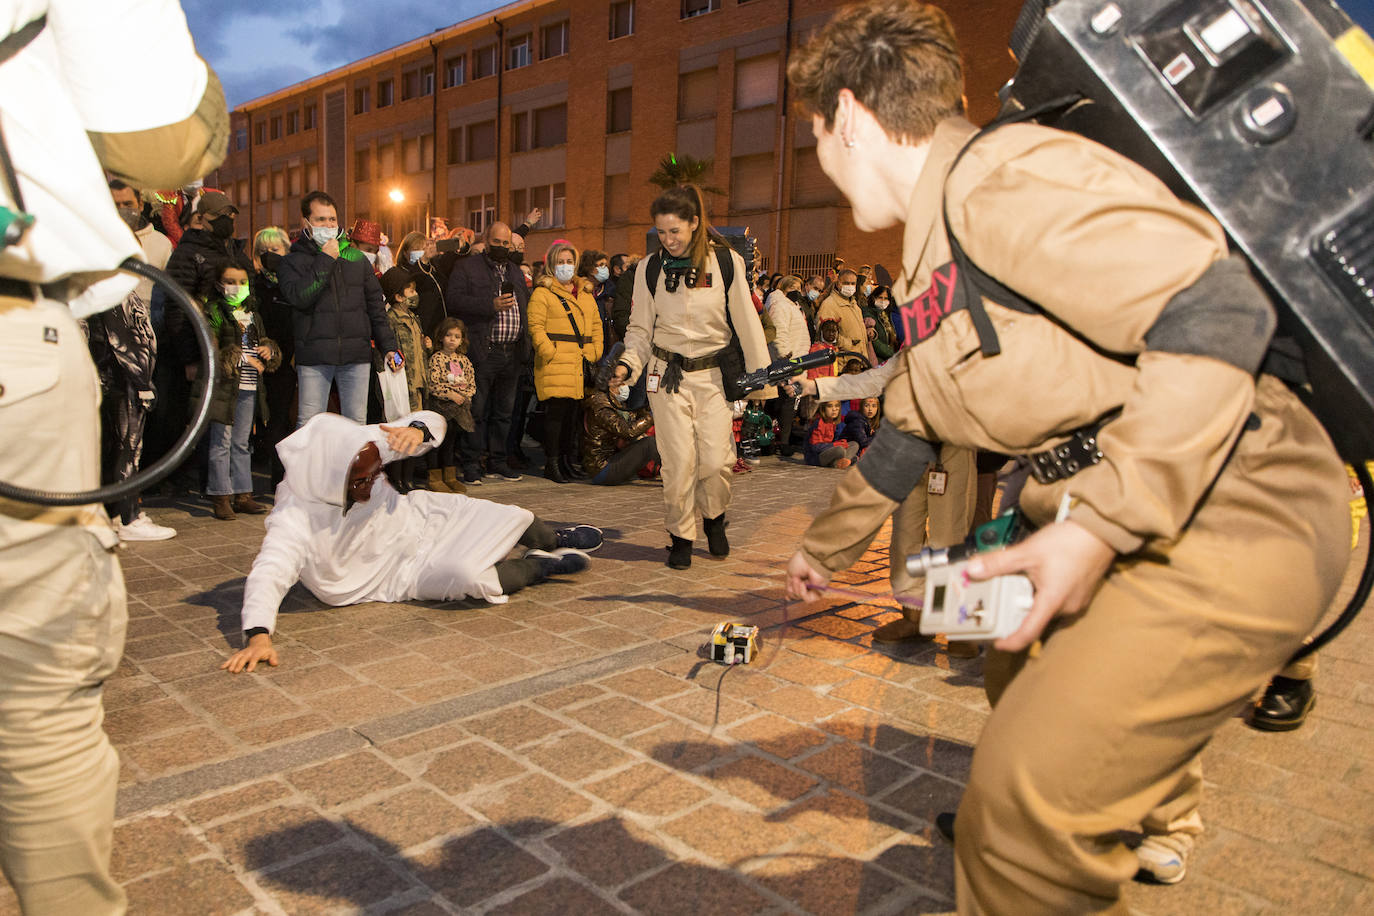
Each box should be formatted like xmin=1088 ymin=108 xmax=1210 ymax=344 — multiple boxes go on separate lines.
xmin=1135 ymin=830 xmax=1195 ymax=885
xmin=118 ymin=512 xmax=177 ymax=542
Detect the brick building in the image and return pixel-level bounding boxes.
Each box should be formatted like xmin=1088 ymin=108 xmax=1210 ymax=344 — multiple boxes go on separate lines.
xmin=207 ymin=0 xmax=1019 ymax=275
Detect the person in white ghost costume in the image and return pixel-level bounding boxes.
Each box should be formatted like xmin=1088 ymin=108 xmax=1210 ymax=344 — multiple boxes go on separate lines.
xmin=222 ymin=409 xmax=602 ymax=672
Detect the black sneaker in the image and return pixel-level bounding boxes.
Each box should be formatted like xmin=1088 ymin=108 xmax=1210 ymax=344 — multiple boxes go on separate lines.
xmin=524 ymin=548 xmax=590 ymax=577
xmin=496 ymin=465 xmax=523 ymax=481
xmin=555 ymin=525 xmax=603 ymax=551
xmin=462 ymin=470 xmax=483 ymax=486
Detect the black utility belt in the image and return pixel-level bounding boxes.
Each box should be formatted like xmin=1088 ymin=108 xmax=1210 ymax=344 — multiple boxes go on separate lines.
xmin=651 ymin=344 xmax=721 ymax=372
xmin=1025 ymin=418 xmax=1111 ymax=485
xmin=547 ymin=333 xmax=585 ymax=344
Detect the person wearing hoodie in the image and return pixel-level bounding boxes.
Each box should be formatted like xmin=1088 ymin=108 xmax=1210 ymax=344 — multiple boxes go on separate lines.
xmin=219 ymin=411 xmax=603 ymax=673
xmin=278 ymin=191 xmax=403 ymax=426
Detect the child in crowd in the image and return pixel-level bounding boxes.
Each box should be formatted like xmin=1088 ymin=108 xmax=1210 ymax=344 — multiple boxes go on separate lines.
xmin=205 ymin=258 xmax=281 ymax=520
xmin=805 ymin=401 xmax=858 ymax=469
xmin=379 ymin=268 xmax=430 ymax=491
xmin=427 ymin=317 xmax=476 ymax=494
xmin=840 ymin=359 xmax=868 ymax=414
xmin=807 ymin=319 xmax=842 ymax=380
xmin=843 ymin=397 xmax=882 ymax=457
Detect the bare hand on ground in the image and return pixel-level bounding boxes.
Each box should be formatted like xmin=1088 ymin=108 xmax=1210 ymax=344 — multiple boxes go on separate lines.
xmin=221 ymin=633 xmax=279 ymax=673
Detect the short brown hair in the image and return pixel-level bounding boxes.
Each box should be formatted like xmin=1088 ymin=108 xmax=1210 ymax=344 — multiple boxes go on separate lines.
xmin=434 ymin=317 xmax=469 ymax=355
xmin=788 ymin=0 xmax=964 ymax=144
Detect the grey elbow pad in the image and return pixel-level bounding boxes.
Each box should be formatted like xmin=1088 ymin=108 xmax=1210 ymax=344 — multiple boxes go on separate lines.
xmin=858 ymin=424 xmax=940 ymax=502
xmin=1143 ymin=255 xmax=1276 ymax=375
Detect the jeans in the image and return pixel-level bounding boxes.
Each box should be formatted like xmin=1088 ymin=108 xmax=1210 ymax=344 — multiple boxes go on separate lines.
xmin=208 ymin=388 xmax=256 ymax=496
xmin=297 ymin=362 xmax=371 ymax=427
xmin=462 ymin=344 xmax=521 ymax=474
xmin=591 ymin=436 xmax=659 ymax=486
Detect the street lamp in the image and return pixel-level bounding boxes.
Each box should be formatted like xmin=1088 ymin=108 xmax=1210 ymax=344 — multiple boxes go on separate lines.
xmin=388 ymin=188 xmax=405 ymax=239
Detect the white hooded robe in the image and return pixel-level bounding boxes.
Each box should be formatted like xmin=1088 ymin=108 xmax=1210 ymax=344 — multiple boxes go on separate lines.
xmin=240 ymin=410 xmax=534 ymax=632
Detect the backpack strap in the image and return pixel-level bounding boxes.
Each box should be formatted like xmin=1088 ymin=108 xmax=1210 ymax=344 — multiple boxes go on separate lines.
xmin=645 ymin=251 xmax=662 ymax=297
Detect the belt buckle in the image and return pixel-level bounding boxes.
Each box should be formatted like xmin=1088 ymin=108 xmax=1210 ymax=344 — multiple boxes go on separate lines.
xmin=1028 ymin=428 xmax=1103 ymax=485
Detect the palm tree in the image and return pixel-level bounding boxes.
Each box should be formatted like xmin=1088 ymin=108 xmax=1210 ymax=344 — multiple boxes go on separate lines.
xmin=648 ymin=152 xmax=725 ymax=196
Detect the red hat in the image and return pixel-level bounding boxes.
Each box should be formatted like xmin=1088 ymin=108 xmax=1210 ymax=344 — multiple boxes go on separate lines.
xmin=350 ymin=218 xmax=382 ymax=246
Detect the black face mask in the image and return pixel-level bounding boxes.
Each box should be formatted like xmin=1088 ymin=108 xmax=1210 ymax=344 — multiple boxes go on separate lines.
xmin=508 ymin=249 xmax=524 ymax=267
xmin=259 ymin=251 xmax=284 ymax=274
xmin=487 ymin=245 xmax=510 ymax=264
xmin=209 ymin=214 xmax=236 ymax=240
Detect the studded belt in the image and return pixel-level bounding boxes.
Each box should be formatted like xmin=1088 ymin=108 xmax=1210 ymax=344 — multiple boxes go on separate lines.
xmin=1026 ymin=416 xmax=1115 ymax=485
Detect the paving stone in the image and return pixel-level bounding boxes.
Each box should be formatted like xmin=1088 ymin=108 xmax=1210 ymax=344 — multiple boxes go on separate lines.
xmin=1120 ymin=876 xmax=1258 ymax=916
xmin=232 ymin=712 xmax=333 ymax=748
xmin=597 ymin=667 xmax=694 ymax=701
xmin=547 ymin=817 xmax=671 ymax=889
xmin=257 ymin=845 xmax=412 ymax=913
xmin=101 ymin=679 xmax=169 ymax=712
xmin=625 ymin=722 xmax=738 ymax=772
xmin=286 ymin=751 xmax=410 ymax=808
xmin=1201 ymin=833 xmax=1356 ymax=912
xmin=461 ymin=705 xmax=567 ymax=749
xmin=654 ymin=688 xmax=755 ymax=728
xmin=205 ymin=804 xmax=344 ymax=869
xmin=872 ymin=833 xmax=957 ymax=900
xmin=751 ymin=684 xmax=851 ymax=724
xmin=486 ymin=876 xmax=622 ymax=915
xmin=661 ymin=802 xmax=798 ymax=863
xmin=619 ymin=862 xmax=776 ymax=916
xmin=750 ymin=837 xmax=908 ymax=914
xmin=585 ymin=762 xmax=711 ymax=817
xmin=780 ymin=790 xmax=904 ymax=856
xmin=424 ymin=742 xmax=527 ymax=795
xmin=525 ymin=732 xmax=634 ymax=783
xmin=111 ymin=814 xmax=209 ymax=881
xmin=184 ymin=780 xmax=294 ymax=825
xmin=344 ymin=787 xmax=475 ymax=852
xmin=376 ymin=724 xmax=469 ymax=759
xmin=104 ymin=698 xmax=202 ymax=744
xmin=880 ymin=772 xmax=966 ymax=826
xmin=269 ymin=663 xmax=364 ymax=695
xmin=726 ymin=713 xmax=831 ymax=761
xmin=566 ymin=696 xmax=670 ymax=738
xmin=794 ymin=742 xmax=912 ymax=799
xmin=408 ymin=828 xmax=549 ymax=909
xmin=786 ymin=636 xmax=868 ymax=661
xmin=306 ymin=684 xmax=412 ymax=725
xmin=531 ymin=683 xmax=607 ymax=710
xmin=706 ymin=754 xmax=819 ymax=810
xmin=468 ymin=773 xmax=593 ymax=836
xmin=764 ymin=652 xmax=858 ymax=687
xmin=122 ymin=858 xmax=255 ymax=916
xmin=122 ymin=726 xmax=235 ymax=777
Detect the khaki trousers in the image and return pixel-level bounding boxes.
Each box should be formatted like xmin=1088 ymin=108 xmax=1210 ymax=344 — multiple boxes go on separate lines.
xmin=890 ymin=443 xmax=977 ymax=596
xmin=1 ymin=295 xmax=128 ymax=915
xmin=647 ymin=364 xmax=735 ymax=540
xmin=958 ymin=378 xmax=1349 ymax=914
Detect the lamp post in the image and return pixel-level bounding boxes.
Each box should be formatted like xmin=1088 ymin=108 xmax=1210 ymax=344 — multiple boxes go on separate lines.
xmin=388 ymin=188 xmax=405 ymax=240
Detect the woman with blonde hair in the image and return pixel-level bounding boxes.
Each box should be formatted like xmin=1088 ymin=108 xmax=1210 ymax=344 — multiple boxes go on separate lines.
xmin=611 ymin=184 xmax=772 ymax=567
xmin=527 ymin=239 xmax=603 ymax=483
xmin=395 ymin=230 xmax=453 ymax=338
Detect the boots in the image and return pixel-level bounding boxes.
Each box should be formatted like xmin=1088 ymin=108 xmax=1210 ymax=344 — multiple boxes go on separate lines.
xmin=667 ymin=535 xmax=693 ymax=569
xmin=211 ymin=495 xmax=236 ymax=521
xmin=544 ymin=460 xmax=569 ymax=484
xmin=441 ymin=466 xmax=466 ymax=494
xmin=703 ymin=514 xmax=729 ymax=557
xmin=428 ymin=468 xmax=453 ymax=493
xmin=561 ymin=455 xmax=588 ymax=480
xmin=233 ymin=494 xmax=267 ymax=514
xmin=1248 ymin=675 xmax=1315 ymax=731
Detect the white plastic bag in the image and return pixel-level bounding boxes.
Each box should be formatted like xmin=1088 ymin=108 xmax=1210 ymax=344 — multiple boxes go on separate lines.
xmin=377 ymin=368 xmax=411 ymax=422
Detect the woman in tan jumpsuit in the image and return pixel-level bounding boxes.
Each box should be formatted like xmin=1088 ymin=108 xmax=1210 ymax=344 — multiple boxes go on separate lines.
xmin=782 ymin=2 xmax=1349 ymax=912
xmin=612 ymin=185 xmax=771 ymax=568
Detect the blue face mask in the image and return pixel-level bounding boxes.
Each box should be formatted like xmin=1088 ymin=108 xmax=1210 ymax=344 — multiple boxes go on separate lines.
xmin=593 ymin=266 xmax=610 ymax=283
xmin=554 ymin=264 xmax=576 ymax=284
xmin=309 ymin=225 xmax=337 ymax=247
xmin=408 ymin=250 xmax=424 ymax=264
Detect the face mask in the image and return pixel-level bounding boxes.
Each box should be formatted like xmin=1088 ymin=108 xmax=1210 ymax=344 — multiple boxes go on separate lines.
xmin=863 ymin=284 xmax=874 ymax=297
xmin=308 ymin=225 xmax=337 ymax=247
xmin=118 ymin=207 xmax=142 ymax=231
xmin=806 ymin=289 xmax=819 ymax=301
xmin=222 ymin=283 xmax=249 ymax=306
xmin=875 ymin=299 xmax=890 ymax=309
xmin=593 ymin=266 xmax=610 ymax=283
xmin=408 ymin=250 xmax=424 ymax=264
xmin=614 ymin=385 xmax=630 ymax=403
xmin=210 ymin=214 xmax=235 ymax=239
xmin=400 ymin=294 xmax=418 ymax=310
xmin=509 ymin=249 xmax=524 ymax=266
xmin=364 ymin=251 xmax=377 ymax=266
xmin=554 ymin=263 xmax=576 ymax=284
xmin=259 ymin=251 xmax=283 ymax=275
xmin=839 ymin=284 xmax=857 ymax=298
xmin=488 ymin=245 xmax=510 ymax=263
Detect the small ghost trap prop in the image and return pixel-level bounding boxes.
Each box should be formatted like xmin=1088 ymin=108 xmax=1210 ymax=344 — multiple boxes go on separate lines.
xmin=709 ymin=622 xmax=759 ymax=665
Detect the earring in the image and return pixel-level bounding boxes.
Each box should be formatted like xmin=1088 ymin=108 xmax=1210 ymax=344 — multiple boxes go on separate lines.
xmin=844 ymin=137 xmax=857 ymax=150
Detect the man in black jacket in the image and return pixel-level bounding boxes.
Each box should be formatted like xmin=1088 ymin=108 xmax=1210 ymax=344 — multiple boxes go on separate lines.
xmin=445 ymin=220 xmax=530 ymax=484
xmin=278 ymin=191 xmax=402 ymax=426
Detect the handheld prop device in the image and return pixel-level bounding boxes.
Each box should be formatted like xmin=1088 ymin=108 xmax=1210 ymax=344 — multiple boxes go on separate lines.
xmin=736 ymin=348 xmax=837 ymax=394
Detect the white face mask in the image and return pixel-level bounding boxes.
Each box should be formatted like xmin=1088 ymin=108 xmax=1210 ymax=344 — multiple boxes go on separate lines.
xmin=863 ymin=284 xmax=874 ymax=296
xmin=554 ymin=263 xmax=576 ymax=284
xmin=363 ymin=251 xmax=377 ymax=265
xmin=806 ymin=289 xmax=819 ymax=301
xmin=839 ymin=284 xmax=857 ymax=299
xmin=614 ymin=385 xmax=630 ymax=403
xmin=309 ymin=225 xmax=337 ymax=247
xmin=408 ymin=250 xmax=424 ymax=264
xmin=593 ymin=266 xmax=610 ymax=283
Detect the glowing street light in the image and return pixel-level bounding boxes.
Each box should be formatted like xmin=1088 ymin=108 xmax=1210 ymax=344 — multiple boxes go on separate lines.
xmin=388 ymin=188 xmax=405 ymax=203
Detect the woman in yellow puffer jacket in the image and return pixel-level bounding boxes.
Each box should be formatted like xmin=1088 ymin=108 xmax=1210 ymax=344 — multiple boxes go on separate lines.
xmin=528 ymin=240 xmax=604 ymax=482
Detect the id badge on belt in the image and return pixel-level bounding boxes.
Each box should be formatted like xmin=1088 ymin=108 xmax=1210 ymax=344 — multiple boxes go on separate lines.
xmin=927 ymin=465 xmax=948 ymax=496
xmin=646 ymin=372 xmax=661 ymax=393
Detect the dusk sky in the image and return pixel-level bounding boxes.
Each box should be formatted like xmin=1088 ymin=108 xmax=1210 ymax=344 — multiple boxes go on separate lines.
xmin=185 ymin=0 xmax=1374 ymax=110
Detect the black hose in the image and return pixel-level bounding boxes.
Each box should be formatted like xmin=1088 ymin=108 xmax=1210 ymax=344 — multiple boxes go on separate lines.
xmin=0 ymin=257 xmax=216 ymax=506
xmin=1288 ymin=458 xmax=1374 ymax=663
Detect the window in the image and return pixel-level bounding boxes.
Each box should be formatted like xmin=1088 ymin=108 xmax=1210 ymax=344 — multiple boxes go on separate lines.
xmin=681 ymin=0 xmax=720 ymax=20
xmin=610 ymin=0 xmax=634 ymax=39
xmin=447 ymin=126 xmax=463 ymax=164
xmin=403 ymin=138 xmax=420 ymax=173
xmin=474 ymin=45 xmax=498 ymax=79
xmin=730 ymin=153 xmax=773 ymax=210
xmin=236 ymin=179 xmax=249 ymax=205
xmin=354 ymin=86 xmax=370 ymax=114
xmin=791 ymin=147 xmax=842 ymax=205
xmin=511 ymin=111 xmax=529 ymax=153
xmin=256 ymin=174 xmax=269 ymax=202
xmin=420 ymin=65 xmax=435 ymax=96
xmin=285 ymin=110 xmax=298 ymax=135
xmin=604 ymin=173 xmax=630 ymax=223
xmin=272 ymin=170 xmax=285 ymax=199
xmin=303 ymin=103 xmax=317 ymax=130
xmin=466 ymin=120 xmax=496 ymax=161
xmin=466 ymin=193 xmax=496 ymax=233
xmin=541 ymin=20 xmax=569 ymax=59
xmin=445 ymin=55 xmax=466 ymax=88
xmin=234 ymin=128 xmax=248 ymax=151
xmin=305 ymin=163 xmax=319 ymax=190
xmin=401 ymin=70 xmax=418 ymax=101
xmin=420 ymin=133 xmax=434 ymax=170
xmin=355 ymin=149 xmax=371 ymax=182
xmin=607 ymin=87 xmax=632 ymax=133
xmin=735 ymin=55 xmax=778 ymax=110
xmin=289 ymin=166 xmax=303 ymax=196
xmin=269 ymin=116 xmax=282 ymax=140
xmin=678 ymin=68 xmax=716 ymax=120
xmin=378 ymin=78 xmax=394 ymax=108
xmin=512 ymin=188 xmax=527 ymax=220
xmin=254 ymin=122 xmax=265 ymax=145
xmin=532 ymin=104 xmax=566 ymax=148
xmin=507 ymin=35 xmax=531 ymax=70
xmin=379 ymin=143 xmax=396 ymax=178
xmin=525 ymin=183 xmax=566 ymax=227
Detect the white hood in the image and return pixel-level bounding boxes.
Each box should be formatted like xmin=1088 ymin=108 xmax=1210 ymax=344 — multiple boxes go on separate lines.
xmin=275 ymin=410 xmax=446 ymax=510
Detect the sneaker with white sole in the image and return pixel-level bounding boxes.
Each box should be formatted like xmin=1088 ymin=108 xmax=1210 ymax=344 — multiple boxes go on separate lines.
xmin=118 ymin=512 xmax=177 ymax=542
xmin=555 ymin=525 xmax=603 ymax=551
xmin=523 ymin=547 xmax=590 ymax=577
xmin=1135 ymin=830 xmax=1195 ymax=885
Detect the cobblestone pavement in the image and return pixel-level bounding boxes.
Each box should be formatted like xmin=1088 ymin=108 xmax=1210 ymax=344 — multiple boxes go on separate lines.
xmin=2 ymin=457 xmax=1372 ymax=915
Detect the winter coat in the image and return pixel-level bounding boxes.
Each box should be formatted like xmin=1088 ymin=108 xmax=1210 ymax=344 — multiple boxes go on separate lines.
xmin=843 ymin=411 xmax=879 ymax=451
xmin=767 ymin=290 xmax=811 ymax=359
xmin=427 ymin=350 xmax=476 ymax=433
xmin=205 ymin=295 xmax=281 ymax=426
xmin=816 ymin=290 xmax=870 ymax=361
xmin=804 ymin=414 xmax=847 ymax=466
xmin=862 ymin=301 xmax=899 ymax=361
xmin=403 ymin=251 xmax=459 ymax=339
xmin=527 ymin=278 xmax=603 ymax=401
xmin=162 ymin=227 xmax=237 ymax=366
xmin=581 ymin=388 xmax=653 ymax=475
xmin=445 ymin=251 xmax=532 ymax=364
xmin=278 ymin=234 xmax=397 ymax=367
xmin=380 ymin=305 xmax=427 ymax=411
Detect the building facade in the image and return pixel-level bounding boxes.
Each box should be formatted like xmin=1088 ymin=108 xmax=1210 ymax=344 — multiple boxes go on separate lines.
xmin=208 ymin=0 xmax=1019 ymax=275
